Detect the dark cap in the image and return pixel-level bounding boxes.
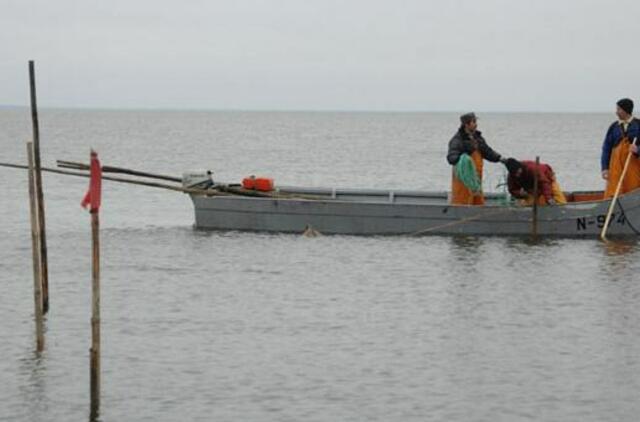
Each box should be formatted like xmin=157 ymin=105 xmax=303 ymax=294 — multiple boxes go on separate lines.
xmin=460 ymin=112 xmax=477 ymax=125
xmin=617 ymin=98 xmax=634 ymax=115
xmin=505 ymin=158 xmax=523 ymax=174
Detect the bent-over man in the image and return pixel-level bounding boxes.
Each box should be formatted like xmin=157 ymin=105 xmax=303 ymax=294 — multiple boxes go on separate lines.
xmin=505 ymin=158 xmax=567 ymax=206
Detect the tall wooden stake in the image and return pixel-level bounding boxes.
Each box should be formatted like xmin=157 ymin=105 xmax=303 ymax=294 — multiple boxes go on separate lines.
xmin=29 ymin=60 xmax=49 ymax=314
xmin=532 ymin=156 xmax=540 ymax=239
xmin=90 ymin=210 xmax=101 ymax=419
xmin=27 ymin=142 xmax=44 ymax=352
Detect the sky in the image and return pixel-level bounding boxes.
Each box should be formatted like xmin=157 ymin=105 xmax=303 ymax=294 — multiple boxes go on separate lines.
xmin=2 ymin=0 xmax=639 ymax=112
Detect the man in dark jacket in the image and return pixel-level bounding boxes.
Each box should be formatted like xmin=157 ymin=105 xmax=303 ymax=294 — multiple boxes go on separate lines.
xmin=447 ymin=112 xmax=506 ymax=205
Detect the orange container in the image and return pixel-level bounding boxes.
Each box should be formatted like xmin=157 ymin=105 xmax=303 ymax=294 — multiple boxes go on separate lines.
xmin=241 ymin=176 xmax=274 ymax=191
xmin=254 ymin=177 xmax=274 ymax=192
xmin=242 ymin=176 xmax=256 ymax=189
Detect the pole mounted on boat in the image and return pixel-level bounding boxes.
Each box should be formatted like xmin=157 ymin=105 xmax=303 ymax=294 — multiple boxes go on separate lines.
xmin=531 ymin=156 xmax=540 ymax=239
xmin=601 ymin=137 xmax=638 ymax=241
xmin=29 ymin=60 xmax=50 ymax=314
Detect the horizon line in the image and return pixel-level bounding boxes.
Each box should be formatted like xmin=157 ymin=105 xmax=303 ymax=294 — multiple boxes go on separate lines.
xmin=0 ymin=104 xmax=614 ymax=114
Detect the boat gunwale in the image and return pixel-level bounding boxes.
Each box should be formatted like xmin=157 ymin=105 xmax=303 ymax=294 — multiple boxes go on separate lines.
xmin=191 ymin=188 xmax=628 ymax=209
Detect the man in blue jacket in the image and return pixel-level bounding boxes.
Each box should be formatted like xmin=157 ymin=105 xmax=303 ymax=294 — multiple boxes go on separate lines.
xmin=601 ymin=98 xmax=640 ymax=198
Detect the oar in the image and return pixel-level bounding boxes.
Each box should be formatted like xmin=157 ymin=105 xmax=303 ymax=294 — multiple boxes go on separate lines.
xmin=600 ymin=137 xmax=638 ymax=241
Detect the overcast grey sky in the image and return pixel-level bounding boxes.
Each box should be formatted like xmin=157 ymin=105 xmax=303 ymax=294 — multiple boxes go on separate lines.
xmin=2 ymin=0 xmax=639 ymax=111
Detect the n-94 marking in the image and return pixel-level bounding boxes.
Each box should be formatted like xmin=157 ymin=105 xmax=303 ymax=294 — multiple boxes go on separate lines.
xmin=577 ymin=213 xmax=626 ymax=231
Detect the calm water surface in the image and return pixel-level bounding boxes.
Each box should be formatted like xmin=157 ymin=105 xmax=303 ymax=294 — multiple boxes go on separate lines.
xmin=1 ymin=110 xmax=639 ymax=421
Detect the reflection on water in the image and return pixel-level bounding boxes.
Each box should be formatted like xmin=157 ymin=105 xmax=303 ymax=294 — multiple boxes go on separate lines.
xmin=600 ymin=239 xmax=639 ymax=257
xmin=17 ymin=351 xmax=48 ymax=422
xmin=598 ymin=239 xmax=639 ymax=283
xmin=449 ymin=235 xmax=485 ymax=250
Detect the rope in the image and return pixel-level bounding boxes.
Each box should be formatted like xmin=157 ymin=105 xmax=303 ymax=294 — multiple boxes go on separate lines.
xmin=455 ymin=153 xmax=482 ymax=193
xmin=616 ymin=200 xmax=640 ymax=235
xmin=410 ymin=208 xmax=513 ymax=236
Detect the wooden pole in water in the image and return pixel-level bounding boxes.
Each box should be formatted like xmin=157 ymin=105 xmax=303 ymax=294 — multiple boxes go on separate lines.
xmin=29 ymin=60 xmax=50 ymax=314
xmin=27 ymin=142 xmax=44 ymax=352
xmin=83 ymin=150 xmax=103 ymax=420
xmin=90 ymin=208 xmax=100 ymax=419
xmin=532 ymin=156 xmax=540 ymax=239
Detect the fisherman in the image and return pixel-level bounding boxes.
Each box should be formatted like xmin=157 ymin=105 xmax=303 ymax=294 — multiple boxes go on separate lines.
xmin=447 ymin=112 xmax=506 ymax=205
xmin=505 ymin=158 xmax=567 ymax=206
xmin=601 ymin=98 xmax=640 ymax=198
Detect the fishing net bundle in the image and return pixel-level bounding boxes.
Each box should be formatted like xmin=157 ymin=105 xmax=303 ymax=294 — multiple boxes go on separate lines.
xmin=455 ymin=153 xmax=482 ymax=193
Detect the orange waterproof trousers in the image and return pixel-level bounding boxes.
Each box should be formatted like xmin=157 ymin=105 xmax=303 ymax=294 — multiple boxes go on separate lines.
xmin=521 ymin=180 xmax=568 ymax=206
xmin=604 ymin=138 xmax=640 ymax=199
xmin=451 ymin=150 xmax=484 ymax=205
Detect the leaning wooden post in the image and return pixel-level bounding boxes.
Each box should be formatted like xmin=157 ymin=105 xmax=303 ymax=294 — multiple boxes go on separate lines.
xmin=81 ymin=151 xmax=102 ymax=420
xmin=27 ymin=142 xmax=45 ymax=352
xmin=531 ymin=156 xmax=540 ymax=239
xmin=29 ymin=60 xmax=50 ymax=314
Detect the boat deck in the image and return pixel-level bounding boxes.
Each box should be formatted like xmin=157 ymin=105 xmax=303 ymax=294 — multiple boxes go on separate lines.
xmin=275 ymin=185 xmax=605 ymax=206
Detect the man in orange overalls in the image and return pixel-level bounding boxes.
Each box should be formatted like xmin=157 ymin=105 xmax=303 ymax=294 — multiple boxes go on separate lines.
xmin=446 ymin=113 xmax=506 ymax=205
xmin=601 ymin=98 xmax=640 ymax=198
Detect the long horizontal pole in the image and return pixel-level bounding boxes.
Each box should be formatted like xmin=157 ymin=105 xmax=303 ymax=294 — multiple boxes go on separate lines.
xmin=0 ymin=162 xmax=224 ymax=196
xmin=57 ymin=160 xmax=182 ymax=183
xmin=56 ymin=161 xmax=292 ymax=198
xmin=2 ymin=161 xmax=329 ymax=201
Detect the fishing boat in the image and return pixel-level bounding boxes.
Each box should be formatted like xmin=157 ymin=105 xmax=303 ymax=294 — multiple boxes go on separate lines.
xmin=183 ymin=172 xmax=640 ymax=237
